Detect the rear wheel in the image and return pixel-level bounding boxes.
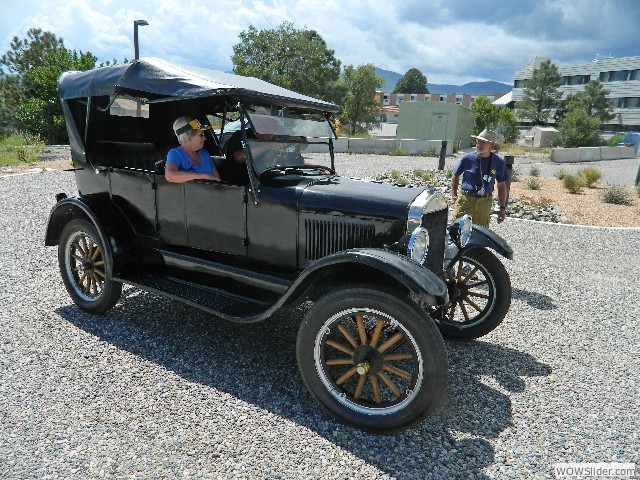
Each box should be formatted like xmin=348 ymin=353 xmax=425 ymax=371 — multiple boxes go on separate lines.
xmin=58 ymin=219 xmax=122 ymax=314
xmin=297 ymin=286 xmax=447 ymax=433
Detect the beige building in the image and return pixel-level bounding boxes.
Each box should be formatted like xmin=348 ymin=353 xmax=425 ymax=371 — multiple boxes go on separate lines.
xmin=512 ymin=56 xmax=640 ymax=131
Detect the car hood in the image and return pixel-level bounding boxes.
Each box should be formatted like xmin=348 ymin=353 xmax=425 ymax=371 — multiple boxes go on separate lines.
xmin=298 ymin=176 xmax=424 ymax=222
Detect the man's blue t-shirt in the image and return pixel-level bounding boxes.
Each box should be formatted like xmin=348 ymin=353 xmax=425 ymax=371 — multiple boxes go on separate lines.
xmin=453 ymin=152 xmax=509 ymax=194
xmin=166 ymin=147 xmax=215 ymax=174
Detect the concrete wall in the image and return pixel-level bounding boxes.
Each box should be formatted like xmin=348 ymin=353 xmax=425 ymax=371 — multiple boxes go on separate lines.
xmin=305 ymin=138 xmax=454 ymax=155
xmin=550 ymin=146 xmax=636 ymax=163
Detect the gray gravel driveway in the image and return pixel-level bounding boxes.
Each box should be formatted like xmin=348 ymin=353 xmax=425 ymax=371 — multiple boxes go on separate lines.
xmin=1 ymin=168 xmax=638 ymax=479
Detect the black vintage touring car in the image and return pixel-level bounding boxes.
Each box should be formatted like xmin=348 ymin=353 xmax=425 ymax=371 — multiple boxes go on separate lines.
xmin=46 ymin=58 xmax=512 ymax=432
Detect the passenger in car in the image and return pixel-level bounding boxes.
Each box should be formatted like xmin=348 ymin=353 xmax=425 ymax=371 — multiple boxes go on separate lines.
xmin=165 ymin=117 xmax=222 ymax=183
xmin=219 ymin=116 xmax=280 ymax=185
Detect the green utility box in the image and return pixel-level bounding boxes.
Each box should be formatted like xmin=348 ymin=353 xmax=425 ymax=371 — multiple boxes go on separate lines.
xmin=396 ymin=102 xmax=474 ymax=149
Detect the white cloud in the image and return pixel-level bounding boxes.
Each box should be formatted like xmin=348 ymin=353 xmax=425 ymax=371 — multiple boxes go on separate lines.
xmin=1 ymin=0 xmax=639 ymax=85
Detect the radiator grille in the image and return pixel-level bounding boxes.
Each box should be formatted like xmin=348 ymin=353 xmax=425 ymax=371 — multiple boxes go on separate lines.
xmin=305 ymin=219 xmax=375 ymax=260
xmin=423 ymin=208 xmax=448 ymax=276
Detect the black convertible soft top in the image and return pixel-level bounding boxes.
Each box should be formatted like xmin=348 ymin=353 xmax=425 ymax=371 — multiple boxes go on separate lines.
xmin=58 ymin=57 xmax=339 ymax=113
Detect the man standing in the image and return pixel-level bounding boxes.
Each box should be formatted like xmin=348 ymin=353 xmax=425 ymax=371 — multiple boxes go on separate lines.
xmin=451 ymin=129 xmax=509 ymax=227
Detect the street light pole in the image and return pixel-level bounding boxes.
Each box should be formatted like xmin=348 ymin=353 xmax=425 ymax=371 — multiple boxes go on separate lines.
xmin=134 ymin=19 xmax=149 ymax=60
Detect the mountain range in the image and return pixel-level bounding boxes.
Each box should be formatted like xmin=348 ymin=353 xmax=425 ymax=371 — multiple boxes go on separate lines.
xmin=376 ymin=68 xmax=511 ymax=95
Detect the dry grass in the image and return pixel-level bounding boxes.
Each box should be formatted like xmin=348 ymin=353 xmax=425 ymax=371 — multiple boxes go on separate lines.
xmin=509 ymin=176 xmax=640 ymax=228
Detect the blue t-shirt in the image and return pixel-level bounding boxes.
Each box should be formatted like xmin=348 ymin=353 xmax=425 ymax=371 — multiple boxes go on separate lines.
xmin=453 ymin=152 xmax=509 ymax=194
xmin=166 ymin=147 xmax=215 ymax=174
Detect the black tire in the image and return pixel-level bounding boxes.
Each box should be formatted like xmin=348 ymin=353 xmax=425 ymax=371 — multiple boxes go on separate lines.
xmin=296 ymin=286 xmax=447 ymax=433
xmin=58 ymin=219 xmax=122 ymax=314
xmin=440 ymin=248 xmax=511 ymax=340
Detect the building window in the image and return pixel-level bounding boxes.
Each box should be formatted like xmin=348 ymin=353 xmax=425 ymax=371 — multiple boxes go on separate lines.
xmin=600 ymin=71 xmax=610 ymax=82
xmin=410 ymin=94 xmax=417 ymax=101
xmin=439 ymin=96 xmax=446 ymax=102
xmin=632 ymin=69 xmax=640 ymax=81
xmin=514 ymin=79 xmax=526 ymax=88
xmin=614 ymin=97 xmax=640 ymax=108
xmin=397 ymin=94 xmax=404 ymax=103
xmin=621 ymin=97 xmax=640 ymax=108
xmin=609 ymin=70 xmax=630 ymax=82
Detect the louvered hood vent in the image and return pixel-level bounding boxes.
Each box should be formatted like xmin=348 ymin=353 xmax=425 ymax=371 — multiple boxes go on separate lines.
xmin=305 ymin=219 xmax=375 ymax=260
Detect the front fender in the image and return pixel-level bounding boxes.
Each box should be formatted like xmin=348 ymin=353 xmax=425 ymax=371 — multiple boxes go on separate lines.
xmin=448 ymin=222 xmax=513 ymax=264
xmin=290 ymin=248 xmax=449 ymax=308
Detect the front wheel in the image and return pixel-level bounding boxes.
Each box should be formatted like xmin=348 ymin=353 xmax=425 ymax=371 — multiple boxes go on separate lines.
xmin=296 ymin=286 xmax=447 ymax=433
xmin=440 ymin=248 xmax=511 ymax=340
xmin=58 ymin=219 xmax=122 ymax=314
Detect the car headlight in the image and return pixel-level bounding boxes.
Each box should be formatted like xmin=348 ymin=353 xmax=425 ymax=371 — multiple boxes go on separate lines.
xmin=407 ymin=227 xmax=429 ymax=265
xmin=459 ymin=214 xmax=473 ymax=247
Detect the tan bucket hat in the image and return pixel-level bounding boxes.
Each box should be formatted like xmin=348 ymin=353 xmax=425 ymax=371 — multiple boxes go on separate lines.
xmin=471 ymin=129 xmax=499 ymax=144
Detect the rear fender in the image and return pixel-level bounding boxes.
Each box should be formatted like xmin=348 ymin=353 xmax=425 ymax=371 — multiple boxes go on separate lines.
xmin=44 ymin=195 xmax=134 ymax=275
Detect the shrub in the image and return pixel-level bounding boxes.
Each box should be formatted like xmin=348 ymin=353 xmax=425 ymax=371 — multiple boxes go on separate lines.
xmin=413 ymin=169 xmax=435 ymax=183
xmin=529 ymin=166 xmax=541 ymax=177
xmin=562 ymin=174 xmax=585 ymax=194
xmin=601 ymin=186 xmax=632 ymax=205
xmin=445 ymin=169 xmax=453 ymax=179
xmin=525 ymin=177 xmax=542 ymax=190
xmin=578 ymin=167 xmax=602 ymax=187
xmin=0 ymin=132 xmax=45 ymax=167
xmin=388 ymin=170 xmax=409 ymax=185
xmin=607 ymin=133 xmax=625 ymax=147
xmin=388 ymin=147 xmax=409 ymax=156
xmin=554 ymin=168 xmax=567 ymax=180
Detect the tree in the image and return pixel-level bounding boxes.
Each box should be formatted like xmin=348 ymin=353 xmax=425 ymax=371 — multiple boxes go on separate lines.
xmin=231 ymin=22 xmax=341 ymax=102
xmin=338 ymin=64 xmax=384 ymax=136
xmin=516 ymin=59 xmax=562 ymax=125
xmin=0 ymin=28 xmax=96 ymax=142
xmin=393 ymin=68 xmax=428 ymax=94
xmin=496 ymin=108 xmax=519 ymax=144
xmin=552 ymin=108 xmax=602 ymax=147
xmin=555 ymin=80 xmax=614 ymax=125
xmin=471 ymin=95 xmax=498 ymax=134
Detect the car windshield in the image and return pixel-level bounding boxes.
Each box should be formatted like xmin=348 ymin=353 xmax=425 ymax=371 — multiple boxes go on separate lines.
xmin=245 ymin=113 xmax=335 ymax=175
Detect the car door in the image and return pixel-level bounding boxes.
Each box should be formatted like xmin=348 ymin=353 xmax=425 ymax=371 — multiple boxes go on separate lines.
xmin=155 ymin=176 xmax=247 ymax=255
xmin=183 ymin=181 xmax=247 ymax=255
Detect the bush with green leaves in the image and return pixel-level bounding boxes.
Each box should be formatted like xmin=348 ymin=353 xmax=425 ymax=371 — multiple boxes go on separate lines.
xmin=578 ymin=167 xmax=602 ymax=187
xmin=601 ymin=186 xmax=632 ymax=205
xmin=552 ymin=108 xmax=602 ymax=147
xmin=562 ymin=174 xmax=585 ymax=194
xmin=529 ymin=166 xmax=540 ymax=177
xmin=607 ymin=133 xmax=626 ymax=147
xmin=525 ymin=177 xmax=542 ymax=190
xmin=0 ymin=132 xmax=45 ymax=167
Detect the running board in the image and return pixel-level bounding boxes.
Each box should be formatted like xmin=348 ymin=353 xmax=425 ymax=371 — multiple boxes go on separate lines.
xmin=116 ymin=273 xmax=271 ymax=319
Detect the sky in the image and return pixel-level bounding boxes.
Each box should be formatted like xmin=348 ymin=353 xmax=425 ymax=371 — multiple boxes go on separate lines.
xmin=1 ymin=0 xmax=639 ymax=86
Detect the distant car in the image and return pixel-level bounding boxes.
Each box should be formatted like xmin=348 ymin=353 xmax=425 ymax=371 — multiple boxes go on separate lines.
xmin=46 ymin=57 xmax=512 ymax=432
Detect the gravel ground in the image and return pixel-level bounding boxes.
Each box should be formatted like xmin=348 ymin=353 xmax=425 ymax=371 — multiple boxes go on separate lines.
xmin=1 ymin=166 xmax=639 ymax=479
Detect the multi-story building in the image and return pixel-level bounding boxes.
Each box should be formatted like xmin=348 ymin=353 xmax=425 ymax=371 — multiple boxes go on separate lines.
xmin=376 ymin=91 xmax=506 ymax=109
xmin=512 ymin=56 xmax=640 ymax=131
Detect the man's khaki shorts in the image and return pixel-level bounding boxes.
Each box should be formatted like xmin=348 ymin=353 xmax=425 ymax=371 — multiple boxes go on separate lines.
xmin=452 ymin=193 xmax=493 ymax=227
